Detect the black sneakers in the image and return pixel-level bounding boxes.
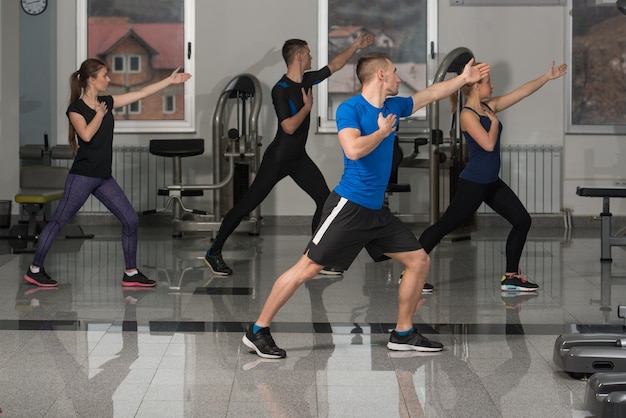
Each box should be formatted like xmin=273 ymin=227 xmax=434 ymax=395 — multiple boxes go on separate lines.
xmin=399 ymin=270 xmax=434 ymax=294
xmin=387 ymin=329 xmax=443 ymax=352
xmin=121 ymin=270 xmax=156 ymax=287
xmin=203 ymin=252 xmax=233 ymax=276
xmin=422 ymin=282 xmax=434 ymax=293
xmin=24 ymin=267 xmax=58 ymax=287
xmin=320 ymin=267 xmax=344 ymax=276
xmin=242 ymin=326 xmax=286 ymax=359
xmin=500 ymin=271 xmax=539 ymax=292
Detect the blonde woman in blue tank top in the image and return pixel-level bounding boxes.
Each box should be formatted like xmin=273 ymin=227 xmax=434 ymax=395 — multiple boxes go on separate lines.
xmin=419 ymin=61 xmax=567 ymax=293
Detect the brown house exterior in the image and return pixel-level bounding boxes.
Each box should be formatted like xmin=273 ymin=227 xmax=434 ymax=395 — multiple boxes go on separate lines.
xmin=88 ymin=17 xmax=185 ymax=121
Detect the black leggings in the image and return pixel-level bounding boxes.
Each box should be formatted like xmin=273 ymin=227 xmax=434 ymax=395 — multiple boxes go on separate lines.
xmin=33 ymin=174 xmax=138 ymax=269
xmin=210 ymin=153 xmax=329 ymax=254
xmin=419 ymin=178 xmax=531 ymax=273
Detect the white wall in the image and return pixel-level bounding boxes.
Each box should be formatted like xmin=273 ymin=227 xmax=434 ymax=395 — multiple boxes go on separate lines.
xmin=439 ymin=3 xmax=566 ymax=147
xmin=439 ymin=2 xmax=626 ymax=218
xmin=2 ymin=1 xmax=624 ymax=218
xmin=191 ymin=1 xmax=345 ymax=219
xmin=0 ymin=1 xmax=20 ymax=212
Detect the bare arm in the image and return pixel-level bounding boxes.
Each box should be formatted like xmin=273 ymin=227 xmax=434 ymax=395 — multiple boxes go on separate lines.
xmin=338 ymin=112 xmax=396 ymax=161
xmin=68 ymin=101 xmax=108 ymax=142
xmin=411 ymin=59 xmax=490 ymax=114
xmin=280 ymin=88 xmax=313 ymax=135
xmin=112 ymin=67 xmax=192 ymax=109
xmin=485 ymin=61 xmax=567 ymax=113
xmin=327 ymin=33 xmax=375 ymax=74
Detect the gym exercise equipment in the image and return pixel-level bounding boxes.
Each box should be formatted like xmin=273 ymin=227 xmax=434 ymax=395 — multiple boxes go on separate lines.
xmin=1 ymin=137 xmax=93 ymax=253
xmin=584 ymin=372 xmax=626 ymax=417
xmin=576 ymin=186 xmax=626 ymax=261
xmin=392 ymin=47 xmax=476 ymax=231
xmin=143 ymin=139 xmax=208 ymax=236
xmin=553 ymin=305 xmax=626 ymax=379
xmin=147 ymin=74 xmax=262 ymax=237
xmin=383 ymin=125 xmax=428 ymax=209
xmin=428 ymin=47 xmax=476 ymax=225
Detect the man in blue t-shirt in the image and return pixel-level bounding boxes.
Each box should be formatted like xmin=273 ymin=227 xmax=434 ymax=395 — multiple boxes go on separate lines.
xmin=242 ymin=52 xmax=490 ymax=359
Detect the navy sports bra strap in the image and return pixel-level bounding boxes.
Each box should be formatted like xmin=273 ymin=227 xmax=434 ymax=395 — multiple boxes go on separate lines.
xmin=463 ymin=106 xmax=481 ymax=116
xmin=463 ymin=103 xmax=494 ymax=116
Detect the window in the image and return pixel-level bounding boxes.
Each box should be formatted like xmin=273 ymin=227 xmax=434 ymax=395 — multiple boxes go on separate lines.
xmin=112 ymin=55 xmax=141 ymax=73
xmin=567 ymin=0 xmax=626 ymax=134
xmin=113 ymin=55 xmax=125 ymax=72
xmin=128 ymin=55 xmax=141 ymax=73
xmin=129 ymin=101 xmax=141 ymax=114
xmin=163 ymin=95 xmax=175 ymax=114
xmin=113 ymin=102 xmax=142 ymax=117
xmin=318 ymin=0 xmax=437 ymax=133
xmin=77 ymin=0 xmax=195 ymax=133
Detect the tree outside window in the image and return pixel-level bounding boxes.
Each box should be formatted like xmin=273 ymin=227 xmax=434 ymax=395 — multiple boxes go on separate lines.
xmin=568 ymin=0 xmax=626 ymax=133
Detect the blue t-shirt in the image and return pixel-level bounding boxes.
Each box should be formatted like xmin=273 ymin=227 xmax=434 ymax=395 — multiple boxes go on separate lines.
xmin=334 ymin=94 xmax=413 ymax=209
xmin=459 ymin=106 xmax=503 ymax=184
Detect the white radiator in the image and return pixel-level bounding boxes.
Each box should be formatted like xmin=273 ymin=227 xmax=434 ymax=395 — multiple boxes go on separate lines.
xmin=478 ymin=145 xmax=563 ymax=214
xmin=55 ymin=146 xmax=171 ymax=213
xmin=62 ymin=144 xmax=562 ymax=215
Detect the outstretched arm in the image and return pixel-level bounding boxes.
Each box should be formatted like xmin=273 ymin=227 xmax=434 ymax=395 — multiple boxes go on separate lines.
xmin=411 ymin=59 xmax=490 ymax=114
xmin=327 ymin=33 xmax=375 ymax=74
xmin=112 ymin=67 xmax=192 ymax=109
xmin=486 ymin=61 xmax=567 ymax=113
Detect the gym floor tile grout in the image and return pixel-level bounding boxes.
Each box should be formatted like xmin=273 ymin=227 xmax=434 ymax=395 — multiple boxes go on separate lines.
xmin=0 ymin=222 xmax=620 ymax=417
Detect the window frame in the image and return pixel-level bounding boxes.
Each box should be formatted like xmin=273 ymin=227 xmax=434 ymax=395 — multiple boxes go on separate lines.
xmin=565 ymin=0 xmax=626 ymax=135
xmin=112 ymin=55 xmax=125 ymax=73
xmin=76 ymin=0 xmax=195 ymax=133
xmin=128 ymin=101 xmax=141 ymax=114
xmin=127 ymin=55 xmax=141 ymax=73
xmin=317 ymin=0 xmax=438 ymax=134
xmin=163 ymin=95 xmax=176 ymax=114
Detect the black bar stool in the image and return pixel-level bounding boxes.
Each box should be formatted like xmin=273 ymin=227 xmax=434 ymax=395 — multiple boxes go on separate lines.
xmin=143 ymin=139 xmax=207 ymax=225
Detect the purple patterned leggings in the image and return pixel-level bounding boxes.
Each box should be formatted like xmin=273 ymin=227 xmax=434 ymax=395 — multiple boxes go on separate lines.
xmin=32 ymin=173 xmax=138 ymax=269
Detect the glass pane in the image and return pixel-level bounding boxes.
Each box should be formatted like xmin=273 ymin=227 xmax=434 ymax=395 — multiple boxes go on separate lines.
xmin=164 ymin=95 xmax=174 ymax=112
xmin=571 ymin=2 xmax=626 ymax=126
xmin=129 ymin=101 xmax=141 ymax=113
xmin=87 ymin=0 xmax=185 ymax=121
xmin=113 ymin=55 xmax=124 ymax=72
xmin=129 ymin=55 xmax=140 ymax=72
xmin=327 ymin=0 xmax=428 ymax=121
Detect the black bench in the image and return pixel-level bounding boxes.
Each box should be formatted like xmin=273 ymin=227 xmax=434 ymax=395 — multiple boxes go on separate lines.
xmin=576 ymin=186 xmax=626 ymax=261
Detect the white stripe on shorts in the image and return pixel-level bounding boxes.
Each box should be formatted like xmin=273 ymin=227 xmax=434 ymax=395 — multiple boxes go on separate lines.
xmin=312 ymin=197 xmax=348 ymax=245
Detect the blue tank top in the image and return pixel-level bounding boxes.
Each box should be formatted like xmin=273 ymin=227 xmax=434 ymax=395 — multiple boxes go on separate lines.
xmin=459 ymin=105 xmax=503 ymax=184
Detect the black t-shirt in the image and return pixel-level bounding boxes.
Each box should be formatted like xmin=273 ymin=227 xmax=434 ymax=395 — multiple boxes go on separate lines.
xmin=66 ymin=95 xmax=115 ymax=178
xmin=267 ymin=66 xmax=331 ymax=161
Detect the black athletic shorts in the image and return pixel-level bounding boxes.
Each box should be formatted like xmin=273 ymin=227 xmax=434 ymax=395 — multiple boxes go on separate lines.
xmin=305 ymin=191 xmax=422 ymax=271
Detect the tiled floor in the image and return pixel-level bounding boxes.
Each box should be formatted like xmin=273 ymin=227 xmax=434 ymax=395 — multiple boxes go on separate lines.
xmin=0 ymin=219 xmax=624 ymax=417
